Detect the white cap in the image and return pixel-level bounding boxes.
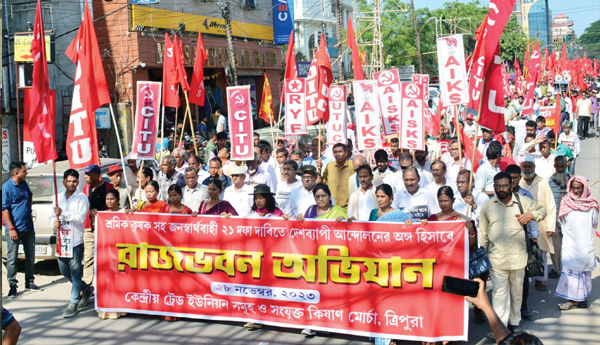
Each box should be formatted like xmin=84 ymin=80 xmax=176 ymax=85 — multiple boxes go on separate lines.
xmin=522 ymin=155 xmax=535 ymax=164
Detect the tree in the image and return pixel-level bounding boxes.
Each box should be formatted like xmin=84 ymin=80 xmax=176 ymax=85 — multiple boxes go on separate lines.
xmin=499 ymin=16 xmax=528 ymax=67
xmin=579 ymin=20 xmax=600 ymax=61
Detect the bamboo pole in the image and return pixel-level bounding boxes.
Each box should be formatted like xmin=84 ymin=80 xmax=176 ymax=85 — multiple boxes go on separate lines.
xmin=159 ymin=104 xmax=166 ymax=164
xmin=109 ymin=104 xmax=134 ymax=208
xmin=183 ymin=91 xmax=199 ymax=156
xmin=455 ymin=105 xmax=463 ymax=168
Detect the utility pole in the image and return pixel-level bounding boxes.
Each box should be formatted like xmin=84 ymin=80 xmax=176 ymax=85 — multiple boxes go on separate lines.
xmin=221 ymin=0 xmax=238 ymax=85
xmin=336 ymin=0 xmax=344 ymax=81
xmin=410 ymin=0 xmax=423 ymax=74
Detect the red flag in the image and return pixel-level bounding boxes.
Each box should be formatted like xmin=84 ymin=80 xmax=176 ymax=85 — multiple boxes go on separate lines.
xmin=425 ymin=98 xmax=443 ymax=137
xmin=482 ymin=0 xmax=516 ymax=76
xmin=543 ymin=46 xmax=549 ymax=72
xmin=347 ymin=17 xmax=365 ymax=81
xmin=553 ymin=93 xmax=562 ymax=134
xmin=560 ymin=42 xmax=567 ymax=72
xmin=281 ymin=30 xmax=298 ymax=101
xmin=594 ymin=59 xmax=599 ymax=75
xmin=459 ymin=123 xmax=483 ymax=171
xmin=258 ymin=73 xmax=274 ymax=124
xmin=467 ymin=16 xmax=488 ymax=111
xmin=514 ymin=56 xmax=522 ymax=94
xmin=315 ymin=33 xmax=333 ymax=123
xmin=171 ymin=36 xmax=189 ymax=91
xmin=521 ymin=41 xmax=541 ymax=117
xmin=479 ymin=45 xmax=505 ymax=134
xmin=523 ymin=39 xmax=530 ymax=77
xmin=549 ymin=50 xmax=556 ymax=72
xmin=189 ymin=31 xmax=208 ymax=106
xmin=162 ymin=34 xmax=180 ymax=108
xmin=28 ymin=0 xmax=57 ymax=164
xmin=65 ymin=0 xmax=110 ymax=168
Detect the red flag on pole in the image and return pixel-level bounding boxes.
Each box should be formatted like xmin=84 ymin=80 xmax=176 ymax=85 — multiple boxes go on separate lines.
xmin=521 ymin=41 xmax=541 ymax=117
xmin=347 ymin=17 xmax=365 ymax=81
xmin=425 ymin=98 xmax=443 ymax=137
xmin=171 ymin=36 xmax=190 ymax=91
xmin=560 ymin=42 xmax=567 ymax=72
xmin=28 ymin=0 xmax=57 ymax=164
xmin=258 ymin=73 xmax=274 ymax=124
xmin=281 ymin=30 xmax=298 ymax=101
xmin=65 ymin=0 xmax=110 ymax=168
xmin=553 ymin=93 xmax=562 ymax=134
xmin=514 ymin=56 xmax=522 ymax=94
xmin=315 ymin=33 xmax=333 ymax=122
xmin=523 ymin=39 xmax=530 ymax=77
xmin=459 ymin=123 xmax=483 ymax=170
xmin=467 ymin=16 xmax=488 ymax=111
xmin=482 ymin=0 xmax=516 ymax=76
xmin=189 ymin=31 xmax=208 ymax=106
xmin=162 ymin=34 xmax=180 ymax=108
xmin=479 ymin=45 xmax=506 ymax=134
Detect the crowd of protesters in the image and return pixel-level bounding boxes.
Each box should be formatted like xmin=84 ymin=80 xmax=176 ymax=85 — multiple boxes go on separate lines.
xmin=3 ymin=82 xmax=598 ymax=345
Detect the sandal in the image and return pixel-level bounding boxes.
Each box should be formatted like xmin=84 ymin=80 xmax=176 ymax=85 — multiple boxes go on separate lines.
xmin=535 ymin=283 xmax=548 ymax=291
xmin=577 ymin=300 xmax=590 ymax=309
xmin=549 ymin=269 xmax=559 ymax=279
xmin=559 ymin=301 xmax=578 ymax=310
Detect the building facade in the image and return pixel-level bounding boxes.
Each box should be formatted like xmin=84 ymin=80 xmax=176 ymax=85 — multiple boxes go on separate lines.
xmin=552 ymin=14 xmax=574 ymax=44
xmin=517 ymin=0 xmax=553 ymax=52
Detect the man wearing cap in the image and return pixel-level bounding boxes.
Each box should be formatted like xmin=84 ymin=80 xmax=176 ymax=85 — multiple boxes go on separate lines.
xmin=477 ymin=127 xmax=495 ymax=156
xmin=223 ymin=166 xmax=254 ymax=217
xmin=82 ymin=164 xmax=113 ymax=288
xmin=518 ymin=137 xmax=555 ymax=179
xmin=464 ymin=113 xmax=477 ymax=138
xmin=284 ymin=165 xmax=323 ymax=218
xmin=519 ymin=155 xmax=556 ymax=292
xmin=182 ymin=167 xmax=209 ymax=212
xmin=275 ymin=160 xmax=302 ymax=214
xmin=107 ymin=165 xmax=132 ymax=209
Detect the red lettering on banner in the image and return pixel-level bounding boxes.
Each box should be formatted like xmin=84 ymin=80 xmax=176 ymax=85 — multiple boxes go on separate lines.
xmin=130 ymin=82 xmax=162 ymax=159
xmin=286 ymin=78 xmax=308 ymax=136
xmin=446 ymin=81 xmax=462 ymax=92
xmin=227 ymin=86 xmax=254 ymax=160
xmin=375 ymin=69 xmax=403 ymax=136
xmin=354 ymin=80 xmax=383 ymax=150
xmin=400 ymin=82 xmax=425 ymax=151
xmin=327 ymin=85 xmax=347 ymax=145
xmin=290 ymin=94 xmax=301 ymax=104
xmin=444 ymin=56 xmax=460 ymax=67
xmin=96 ymin=212 xmax=468 ymax=342
xmin=436 ymin=34 xmax=469 ymax=106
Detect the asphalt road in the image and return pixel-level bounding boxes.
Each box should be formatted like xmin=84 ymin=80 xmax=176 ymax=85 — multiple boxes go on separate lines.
xmin=2 ymin=131 xmax=600 ymax=345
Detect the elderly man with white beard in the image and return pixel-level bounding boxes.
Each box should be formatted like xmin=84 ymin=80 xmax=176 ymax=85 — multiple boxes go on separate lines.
xmin=547 ymin=155 xmax=571 ymax=279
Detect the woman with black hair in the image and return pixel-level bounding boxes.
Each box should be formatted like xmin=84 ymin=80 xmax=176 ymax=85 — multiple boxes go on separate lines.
xmin=166 ymin=185 xmax=193 ymax=214
xmin=368 ymin=184 xmax=414 ymax=226
xmin=296 ymin=183 xmax=347 ymax=222
xmin=248 ymin=184 xmax=284 ymax=217
xmin=198 ymin=179 xmax=238 ymax=217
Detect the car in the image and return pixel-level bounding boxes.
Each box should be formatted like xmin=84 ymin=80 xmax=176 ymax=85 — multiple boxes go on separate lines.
xmin=255 ymin=106 xmax=356 ymax=149
xmin=429 ymin=86 xmax=441 ymax=107
xmin=2 ymin=158 xmax=122 ymax=261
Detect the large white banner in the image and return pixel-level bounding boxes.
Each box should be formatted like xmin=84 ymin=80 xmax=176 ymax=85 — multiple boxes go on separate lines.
xmin=285 ymin=78 xmax=308 ymax=136
xmin=437 ymin=34 xmax=469 ymax=106
xmin=327 ymin=86 xmax=347 ymax=145
xmin=400 ymin=83 xmax=425 ymax=151
xmin=375 ymin=69 xmax=402 ymax=136
xmin=353 ymin=80 xmax=383 ymax=151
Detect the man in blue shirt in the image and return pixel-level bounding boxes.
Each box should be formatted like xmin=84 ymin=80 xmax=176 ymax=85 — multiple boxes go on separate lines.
xmin=2 ymin=161 xmax=41 ymax=297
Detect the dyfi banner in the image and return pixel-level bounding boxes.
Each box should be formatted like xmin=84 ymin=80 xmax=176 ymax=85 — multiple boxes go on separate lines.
xmin=327 ymin=86 xmax=347 ymax=145
xmin=374 ymin=69 xmax=402 ymax=136
xmin=227 ymin=86 xmax=255 ymax=160
xmin=285 ymin=78 xmax=308 ymax=136
xmin=436 ymin=34 xmax=469 ymax=106
xmin=353 ymin=80 xmax=383 ymax=150
xmin=272 ymin=0 xmax=295 ymax=45
xmin=95 ymin=212 xmax=469 ymax=342
xmin=400 ymin=83 xmax=425 ymax=151
xmin=129 ymin=82 xmax=162 ymax=160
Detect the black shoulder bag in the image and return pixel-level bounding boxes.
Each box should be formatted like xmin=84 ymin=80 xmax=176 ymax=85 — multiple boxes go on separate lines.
xmin=515 ymin=194 xmax=544 ymax=278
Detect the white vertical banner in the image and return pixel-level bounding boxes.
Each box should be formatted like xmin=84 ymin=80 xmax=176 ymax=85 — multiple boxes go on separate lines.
xmin=374 ymin=69 xmax=402 ymax=136
xmin=400 ymin=82 xmax=425 ymax=151
xmin=437 ymin=34 xmax=469 ymax=106
xmin=353 ymin=80 xmax=383 ymax=151
xmin=327 ymin=86 xmax=347 ymax=145
xmin=285 ymin=78 xmax=308 ymax=136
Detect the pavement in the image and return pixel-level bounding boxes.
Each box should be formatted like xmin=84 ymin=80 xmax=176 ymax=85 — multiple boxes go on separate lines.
xmin=2 ymin=129 xmax=600 ymax=345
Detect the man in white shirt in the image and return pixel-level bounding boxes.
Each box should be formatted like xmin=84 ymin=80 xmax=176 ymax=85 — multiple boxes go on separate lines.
xmin=390 ymin=152 xmax=431 ymax=193
xmin=392 ymin=166 xmax=440 ymax=220
xmin=414 ymin=147 xmax=432 ymax=174
xmin=512 ymin=120 xmax=537 ymax=161
xmin=223 ymin=166 xmax=253 ymax=217
xmin=216 ymin=109 xmax=228 ymax=135
xmin=558 ymin=123 xmax=581 ymax=175
xmin=50 ymin=169 xmax=91 ymax=318
xmin=347 ymin=165 xmax=377 ymax=221
xmin=303 ymin=138 xmax=331 ymax=174
xmin=275 ymin=160 xmax=302 ymax=213
xmin=474 ymin=143 xmax=503 ymax=196
xmin=517 ymin=138 xmax=555 ymax=179
xmin=575 ymin=91 xmax=592 ymax=139
xmin=284 ymin=165 xmax=321 ymax=218
xmin=182 ymin=167 xmax=209 ymax=212
xmin=172 ymin=148 xmax=189 ymax=174
xmin=453 ymin=169 xmax=489 ymax=229
xmin=477 ymin=127 xmax=495 ymax=156
xmin=464 ymin=113 xmax=477 ymax=137
xmin=441 ymin=139 xmax=472 ymax=184
xmin=373 ymin=149 xmax=397 ymax=185
xmin=245 ymin=153 xmax=275 ymax=193
xmin=256 ymin=145 xmax=278 ymax=191
xmin=425 ymin=160 xmax=457 ymax=196
xmin=349 ymin=155 xmax=383 ymax=197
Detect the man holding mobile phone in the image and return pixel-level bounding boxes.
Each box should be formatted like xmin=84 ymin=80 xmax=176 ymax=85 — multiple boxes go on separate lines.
xmin=479 ymin=172 xmax=546 ymax=333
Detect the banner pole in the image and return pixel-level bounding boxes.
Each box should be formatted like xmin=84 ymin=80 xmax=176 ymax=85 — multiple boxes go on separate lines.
xmin=109 ymin=103 xmax=134 ymax=208
xmin=52 ymin=160 xmax=59 ymax=206
xmin=183 ymin=91 xmax=199 ymax=156
xmin=174 ymin=85 xmax=180 ymax=145
xmin=318 ymin=120 xmax=322 ymax=167
xmin=455 ymin=105 xmax=463 ymax=168
xmin=160 ymin=105 xmax=166 ymax=164
xmin=178 ymin=98 xmax=188 ymax=148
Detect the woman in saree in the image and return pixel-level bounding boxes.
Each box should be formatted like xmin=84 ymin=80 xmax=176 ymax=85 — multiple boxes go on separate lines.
xmin=248 ymin=184 xmax=284 ymax=218
xmin=368 ymin=184 xmax=414 ymax=225
xmin=198 ymin=179 xmax=238 ymax=216
xmin=296 ymin=183 xmax=347 ymax=222
xmin=165 ymin=185 xmax=193 ymax=214
xmin=129 ymin=181 xmax=167 ymax=213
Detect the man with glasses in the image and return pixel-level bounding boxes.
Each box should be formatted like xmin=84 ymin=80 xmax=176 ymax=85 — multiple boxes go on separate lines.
xmin=390 ymin=152 xmax=430 ymax=194
xmin=479 ymin=172 xmax=546 ymax=334
xmin=275 ymin=160 xmax=302 ymax=214
xmin=284 ymin=165 xmax=323 ymax=218
xmin=223 ymin=166 xmax=253 ymax=217
xmin=424 ymin=160 xmax=457 ymax=196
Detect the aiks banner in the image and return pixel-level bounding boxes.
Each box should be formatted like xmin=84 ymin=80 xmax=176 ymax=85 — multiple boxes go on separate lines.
xmin=96 ymin=213 xmax=469 ymax=342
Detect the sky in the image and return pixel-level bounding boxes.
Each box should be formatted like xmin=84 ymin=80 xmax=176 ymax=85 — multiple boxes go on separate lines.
xmin=414 ymin=0 xmax=600 ymax=37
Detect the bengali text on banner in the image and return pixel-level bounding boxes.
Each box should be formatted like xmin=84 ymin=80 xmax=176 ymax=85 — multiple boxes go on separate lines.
xmin=95 ymin=212 xmax=469 ymax=342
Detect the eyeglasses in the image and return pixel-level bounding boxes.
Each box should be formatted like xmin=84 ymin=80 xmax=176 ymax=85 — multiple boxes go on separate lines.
xmin=400 ymin=166 xmax=409 ymax=170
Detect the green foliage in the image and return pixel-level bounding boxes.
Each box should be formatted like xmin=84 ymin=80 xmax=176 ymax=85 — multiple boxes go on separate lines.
xmin=499 ymin=17 xmax=528 ymax=66
xmin=579 ymin=20 xmax=600 ymax=61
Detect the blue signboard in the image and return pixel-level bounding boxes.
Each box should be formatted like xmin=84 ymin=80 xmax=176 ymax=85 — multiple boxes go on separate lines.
xmin=273 ymin=0 xmax=295 ymax=45
xmin=132 ymin=0 xmax=160 ymax=4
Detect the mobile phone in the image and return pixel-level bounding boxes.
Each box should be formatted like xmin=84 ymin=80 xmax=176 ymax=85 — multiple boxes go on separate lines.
xmin=441 ymin=276 xmax=479 ymax=298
